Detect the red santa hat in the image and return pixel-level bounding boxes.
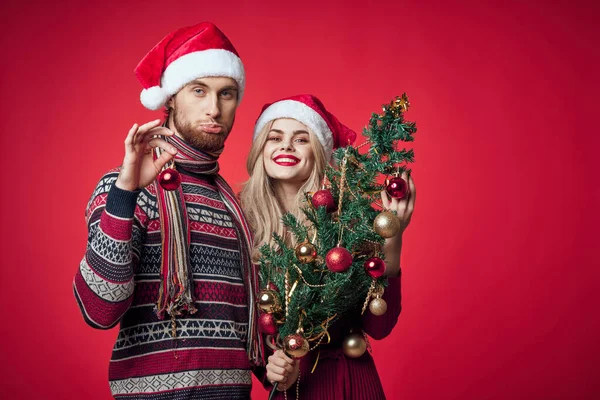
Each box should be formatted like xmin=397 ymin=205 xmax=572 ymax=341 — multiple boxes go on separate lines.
xmin=134 ymin=22 xmax=245 ymax=110
xmin=253 ymin=94 xmax=357 ymax=160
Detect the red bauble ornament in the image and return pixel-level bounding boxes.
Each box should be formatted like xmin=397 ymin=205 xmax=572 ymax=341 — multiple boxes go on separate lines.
xmin=364 ymin=257 xmax=386 ymax=278
xmin=283 ymin=333 xmax=310 ymax=359
xmin=386 ymin=177 xmax=408 ymax=199
xmin=258 ymin=313 xmax=278 ymax=335
xmin=311 ymin=189 xmax=337 ymax=213
xmin=158 ymin=168 xmax=181 ymax=191
xmin=267 ymin=282 xmax=279 ymax=292
xmin=326 ymin=246 xmax=353 ymax=273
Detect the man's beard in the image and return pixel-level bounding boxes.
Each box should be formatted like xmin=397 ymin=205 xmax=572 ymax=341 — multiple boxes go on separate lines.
xmin=172 ymin=108 xmax=231 ymax=153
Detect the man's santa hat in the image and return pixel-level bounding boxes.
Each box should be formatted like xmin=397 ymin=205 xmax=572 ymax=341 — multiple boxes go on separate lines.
xmin=135 ymin=22 xmax=245 ymax=110
xmin=253 ymin=94 xmax=357 ymax=160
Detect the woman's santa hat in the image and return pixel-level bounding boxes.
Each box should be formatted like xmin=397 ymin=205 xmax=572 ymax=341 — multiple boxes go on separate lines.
xmin=253 ymin=94 xmax=357 ymax=160
xmin=135 ymin=22 xmax=245 ymax=110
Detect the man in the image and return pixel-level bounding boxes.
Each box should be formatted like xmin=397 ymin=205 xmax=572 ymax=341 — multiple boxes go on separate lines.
xmin=73 ymin=22 xmax=263 ymax=399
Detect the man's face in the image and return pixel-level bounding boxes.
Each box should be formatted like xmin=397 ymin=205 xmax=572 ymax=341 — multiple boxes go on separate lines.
xmin=167 ymin=77 xmax=238 ymax=153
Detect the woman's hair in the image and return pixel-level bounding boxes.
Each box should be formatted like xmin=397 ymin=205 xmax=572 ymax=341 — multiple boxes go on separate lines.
xmin=240 ymin=119 xmax=327 ymax=261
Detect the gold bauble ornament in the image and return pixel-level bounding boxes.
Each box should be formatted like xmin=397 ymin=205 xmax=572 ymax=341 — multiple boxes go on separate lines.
xmin=342 ymin=332 xmax=367 ymax=358
xmin=257 ymin=289 xmax=281 ymax=314
xmin=369 ymin=297 xmax=388 ymax=316
xmin=295 ymin=242 xmax=317 ymax=264
xmin=373 ymin=211 xmax=400 ymax=238
xmin=283 ymin=333 xmax=310 ymax=359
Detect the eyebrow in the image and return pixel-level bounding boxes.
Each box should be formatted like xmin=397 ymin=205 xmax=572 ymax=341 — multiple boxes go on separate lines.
xmin=269 ymin=129 xmax=310 ymax=135
xmin=188 ymin=80 xmax=208 ymax=87
xmin=187 ymin=80 xmax=239 ymax=91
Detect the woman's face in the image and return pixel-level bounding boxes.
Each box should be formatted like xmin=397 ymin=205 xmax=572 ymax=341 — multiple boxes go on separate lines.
xmin=262 ymin=118 xmax=315 ymax=185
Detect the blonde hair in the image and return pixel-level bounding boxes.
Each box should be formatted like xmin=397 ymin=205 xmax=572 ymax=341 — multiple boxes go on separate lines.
xmin=240 ymin=120 xmax=327 ymax=261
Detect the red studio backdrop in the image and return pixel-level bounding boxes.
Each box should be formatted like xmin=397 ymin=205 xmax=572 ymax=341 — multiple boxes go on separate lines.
xmin=0 ymin=0 xmax=598 ymax=399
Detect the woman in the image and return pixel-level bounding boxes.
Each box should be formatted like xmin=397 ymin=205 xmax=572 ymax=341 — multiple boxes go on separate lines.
xmin=240 ymin=94 xmax=415 ymax=399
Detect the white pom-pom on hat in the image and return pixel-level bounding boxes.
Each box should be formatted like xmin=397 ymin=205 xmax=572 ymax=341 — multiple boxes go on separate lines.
xmin=140 ymin=86 xmax=168 ymax=111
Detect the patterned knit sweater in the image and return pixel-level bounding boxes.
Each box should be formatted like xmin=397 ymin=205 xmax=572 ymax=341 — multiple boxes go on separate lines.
xmin=74 ymin=168 xmax=253 ymax=399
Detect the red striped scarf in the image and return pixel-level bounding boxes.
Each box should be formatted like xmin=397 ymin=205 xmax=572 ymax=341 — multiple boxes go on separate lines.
xmin=154 ymin=134 xmax=264 ymax=366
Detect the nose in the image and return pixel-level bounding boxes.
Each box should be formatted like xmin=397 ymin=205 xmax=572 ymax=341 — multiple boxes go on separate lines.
xmin=280 ymin=137 xmax=294 ymax=151
xmin=205 ymin=94 xmax=221 ymax=119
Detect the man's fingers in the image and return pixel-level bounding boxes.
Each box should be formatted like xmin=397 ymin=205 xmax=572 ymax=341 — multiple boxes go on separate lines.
xmin=135 ymin=126 xmax=172 ymax=146
xmin=148 ymin=138 xmax=178 ymax=155
xmin=137 ymin=119 xmax=162 ymax=134
xmin=124 ymin=123 xmax=138 ymax=149
xmin=153 ymin=152 xmax=174 ymax=172
xmin=145 ymin=126 xmax=174 ymax=139
xmin=133 ymin=120 xmax=169 ymax=145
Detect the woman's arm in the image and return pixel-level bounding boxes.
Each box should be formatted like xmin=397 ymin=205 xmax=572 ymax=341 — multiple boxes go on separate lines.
xmin=363 ymin=172 xmax=415 ymax=339
xmin=381 ymin=172 xmax=415 ymax=277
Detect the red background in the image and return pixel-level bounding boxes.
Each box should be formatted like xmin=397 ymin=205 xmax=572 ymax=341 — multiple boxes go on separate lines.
xmin=1 ymin=0 xmax=598 ymax=398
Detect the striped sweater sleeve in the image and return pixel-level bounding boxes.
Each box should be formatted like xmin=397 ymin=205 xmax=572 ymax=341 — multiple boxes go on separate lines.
xmin=362 ymin=270 xmax=402 ymax=340
xmin=73 ymin=172 xmax=144 ymax=329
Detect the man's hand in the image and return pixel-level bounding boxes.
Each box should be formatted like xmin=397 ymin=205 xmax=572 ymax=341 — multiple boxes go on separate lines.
xmin=115 ymin=119 xmax=178 ymax=191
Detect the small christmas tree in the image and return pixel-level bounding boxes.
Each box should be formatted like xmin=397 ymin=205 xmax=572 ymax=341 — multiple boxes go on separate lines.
xmin=257 ymin=94 xmax=416 ymax=359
